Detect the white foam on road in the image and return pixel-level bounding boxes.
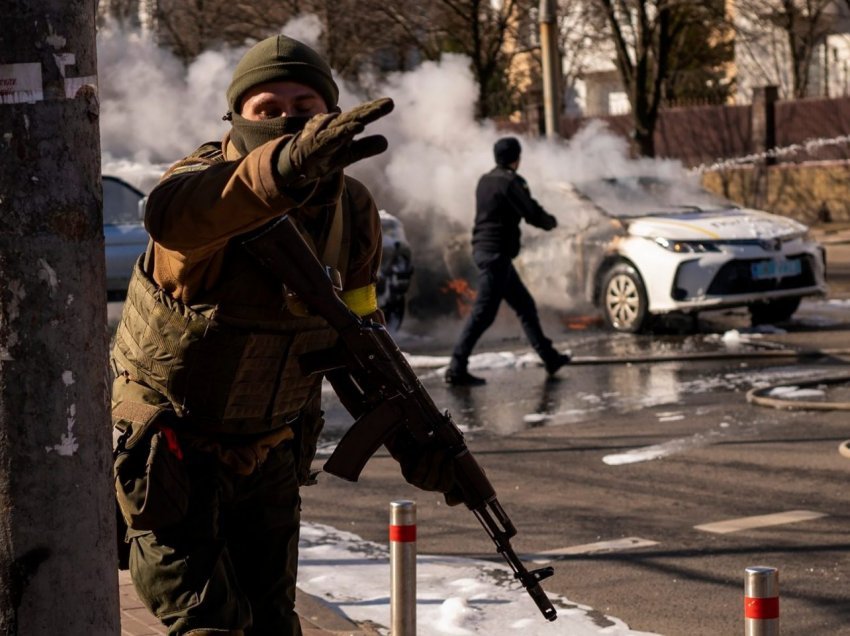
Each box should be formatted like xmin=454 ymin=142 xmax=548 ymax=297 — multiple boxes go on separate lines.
xmin=694 ymin=510 xmax=827 ymax=534
xmin=602 ymin=429 xmax=724 ymax=465
xmin=298 ymin=522 xmax=658 ymax=635
xmin=411 ymin=349 xmax=567 ymax=379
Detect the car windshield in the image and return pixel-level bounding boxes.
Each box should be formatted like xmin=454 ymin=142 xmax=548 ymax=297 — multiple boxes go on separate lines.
xmin=103 ymin=177 xmax=144 ymax=225
xmin=573 ymin=177 xmax=734 ymax=218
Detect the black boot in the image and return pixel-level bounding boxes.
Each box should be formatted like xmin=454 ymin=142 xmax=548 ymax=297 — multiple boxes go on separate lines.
xmin=544 ymin=352 xmax=571 ymax=376
xmin=444 ymin=368 xmax=487 ymax=386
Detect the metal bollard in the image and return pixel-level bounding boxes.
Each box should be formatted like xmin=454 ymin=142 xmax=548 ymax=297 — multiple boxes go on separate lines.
xmin=745 ymin=566 xmax=779 ymax=635
xmin=390 ymin=500 xmax=416 ymax=635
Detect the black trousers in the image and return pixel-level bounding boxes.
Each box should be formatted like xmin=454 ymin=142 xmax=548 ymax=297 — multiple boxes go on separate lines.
xmin=450 ymin=252 xmax=557 ymax=371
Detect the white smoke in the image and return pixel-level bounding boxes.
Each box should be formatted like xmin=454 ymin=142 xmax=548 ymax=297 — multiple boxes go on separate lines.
xmin=98 ymin=24 xmax=230 ymax=173
xmin=98 ymin=16 xmax=686 ymax=220
xmin=338 ymin=55 xmax=495 ymax=225
xmin=97 ymin=15 xmax=690 ymax=312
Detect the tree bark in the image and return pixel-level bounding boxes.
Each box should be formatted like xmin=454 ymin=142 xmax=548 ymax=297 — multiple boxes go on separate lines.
xmin=0 ymin=1 xmax=120 ymax=634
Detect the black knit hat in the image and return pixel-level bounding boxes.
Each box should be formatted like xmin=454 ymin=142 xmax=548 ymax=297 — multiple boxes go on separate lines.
xmin=226 ymin=34 xmax=339 ymax=114
xmin=494 ymin=137 xmax=521 ymax=166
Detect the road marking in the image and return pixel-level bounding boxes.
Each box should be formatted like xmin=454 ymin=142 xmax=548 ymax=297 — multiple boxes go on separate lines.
xmin=530 ymin=537 xmax=659 ymax=562
xmin=694 ymin=510 xmax=827 ymax=534
xmin=658 ymin=413 xmax=685 ymax=422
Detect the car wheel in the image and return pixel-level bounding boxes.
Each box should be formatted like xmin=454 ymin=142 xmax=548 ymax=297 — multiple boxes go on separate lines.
xmin=600 ymin=263 xmax=649 ymax=333
xmin=749 ymin=297 xmax=801 ymax=326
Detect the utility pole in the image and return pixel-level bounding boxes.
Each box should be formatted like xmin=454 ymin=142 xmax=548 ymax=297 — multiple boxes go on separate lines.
xmin=539 ymin=0 xmax=562 ymax=138
xmin=0 ymin=1 xmax=120 ymax=634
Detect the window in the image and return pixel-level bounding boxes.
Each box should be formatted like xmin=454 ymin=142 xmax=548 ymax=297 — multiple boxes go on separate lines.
xmin=103 ymin=177 xmax=143 ymax=225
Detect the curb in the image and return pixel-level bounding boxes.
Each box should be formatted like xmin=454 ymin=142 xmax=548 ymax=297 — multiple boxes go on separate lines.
xmin=119 ymin=570 xmax=380 ymax=635
xmin=298 ymin=588 xmax=383 ymax=635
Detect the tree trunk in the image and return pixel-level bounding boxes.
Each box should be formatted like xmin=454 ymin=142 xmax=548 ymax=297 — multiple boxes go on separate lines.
xmin=632 ymin=117 xmax=656 ymax=157
xmin=0 ymin=1 xmax=120 ymax=634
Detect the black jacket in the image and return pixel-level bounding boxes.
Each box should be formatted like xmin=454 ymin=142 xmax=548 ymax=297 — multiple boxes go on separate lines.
xmin=471 ymin=166 xmax=557 ymax=258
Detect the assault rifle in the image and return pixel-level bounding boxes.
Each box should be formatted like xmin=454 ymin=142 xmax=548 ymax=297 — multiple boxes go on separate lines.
xmin=243 ymin=215 xmax=557 ymax=622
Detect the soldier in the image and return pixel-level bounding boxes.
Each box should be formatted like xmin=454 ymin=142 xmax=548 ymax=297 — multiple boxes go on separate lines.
xmin=445 ymin=137 xmax=571 ymax=386
xmin=109 ymin=34 xmax=440 ymax=635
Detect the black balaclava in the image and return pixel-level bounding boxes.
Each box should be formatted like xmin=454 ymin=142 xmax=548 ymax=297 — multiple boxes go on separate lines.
xmin=228 ymin=114 xmax=311 ymax=156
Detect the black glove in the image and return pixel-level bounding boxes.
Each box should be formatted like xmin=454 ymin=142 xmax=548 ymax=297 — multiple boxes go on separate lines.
xmin=386 ymin=430 xmax=460 ymax=499
xmin=443 ymin=483 xmax=465 ymax=507
xmin=402 ymin=446 xmax=456 ymax=493
xmin=277 ymin=97 xmax=394 ymax=183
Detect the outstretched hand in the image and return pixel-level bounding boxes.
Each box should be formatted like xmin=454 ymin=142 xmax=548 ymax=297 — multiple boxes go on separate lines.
xmin=282 ymin=97 xmax=394 ymax=182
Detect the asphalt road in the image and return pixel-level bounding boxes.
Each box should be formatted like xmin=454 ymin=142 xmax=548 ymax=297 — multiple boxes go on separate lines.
xmin=301 ymin=292 xmax=850 ymax=634
xmin=106 ymin=234 xmax=850 ymax=634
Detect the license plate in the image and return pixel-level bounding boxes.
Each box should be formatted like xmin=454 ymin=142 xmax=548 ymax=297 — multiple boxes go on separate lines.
xmin=750 ymin=258 xmax=802 ymax=280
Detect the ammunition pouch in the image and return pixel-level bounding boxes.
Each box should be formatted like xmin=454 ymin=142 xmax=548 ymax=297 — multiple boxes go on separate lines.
xmin=113 ymin=401 xmax=190 ymax=533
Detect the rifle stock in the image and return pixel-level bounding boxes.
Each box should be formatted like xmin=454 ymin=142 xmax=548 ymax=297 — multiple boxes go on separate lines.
xmin=243 ymin=215 xmax=558 ymax=622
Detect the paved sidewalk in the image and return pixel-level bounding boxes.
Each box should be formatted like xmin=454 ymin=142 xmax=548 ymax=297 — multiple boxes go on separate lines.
xmin=119 ymin=570 xmax=381 ymax=636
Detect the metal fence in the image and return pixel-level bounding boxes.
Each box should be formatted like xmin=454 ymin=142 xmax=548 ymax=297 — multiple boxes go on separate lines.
xmin=558 ymin=93 xmax=850 ymax=168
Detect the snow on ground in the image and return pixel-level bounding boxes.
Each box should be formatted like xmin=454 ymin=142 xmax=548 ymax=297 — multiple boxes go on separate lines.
xmin=409 ymin=349 xmax=559 ymax=380
xmin=298 ymin=522 xmax=658 ymax=635
xmin=766 ymin=385 xmax=827 ymax=399
xmin=602 ymin=429 xmax=725 ymax=466
xmin=702 ymin=326 xmax=787 ymax=347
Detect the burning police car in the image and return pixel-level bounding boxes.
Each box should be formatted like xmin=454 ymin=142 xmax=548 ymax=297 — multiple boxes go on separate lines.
xmin=377 ymin=209 xmax=414 ymax=330
xmin=518 ymin=176 xmax=827 ymax=333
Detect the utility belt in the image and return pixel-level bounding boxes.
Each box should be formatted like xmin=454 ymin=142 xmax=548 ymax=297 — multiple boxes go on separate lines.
xmin=112 ymin=397 xmax=298 ymax=479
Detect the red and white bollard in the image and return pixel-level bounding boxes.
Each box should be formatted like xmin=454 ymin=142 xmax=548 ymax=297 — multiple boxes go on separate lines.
xmin=390 ymin=500 xmax=416 ymax=635
xmin=745 ymin=566 xmax=779 ymax=635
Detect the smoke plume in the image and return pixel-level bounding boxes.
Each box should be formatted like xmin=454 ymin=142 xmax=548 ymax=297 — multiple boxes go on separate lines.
xmin=98 ymin=15 xmax=691 ymax=316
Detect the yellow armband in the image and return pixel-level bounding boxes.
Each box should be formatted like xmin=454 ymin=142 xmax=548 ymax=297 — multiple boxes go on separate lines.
xmin=341 ymin=284 xmax=378 ymax=317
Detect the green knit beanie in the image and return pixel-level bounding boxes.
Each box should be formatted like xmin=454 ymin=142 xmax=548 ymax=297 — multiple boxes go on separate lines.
xmin=226 ymin=34 xmax=339 ymax=114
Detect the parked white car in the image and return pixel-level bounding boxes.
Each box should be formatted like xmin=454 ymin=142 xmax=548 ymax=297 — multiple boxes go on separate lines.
xmin=518 ymin=176 xmax=827 ymax=332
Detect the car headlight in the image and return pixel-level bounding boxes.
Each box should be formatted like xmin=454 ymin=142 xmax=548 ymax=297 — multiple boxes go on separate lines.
xmin=654 ymin=237 xmax=721 ymax=253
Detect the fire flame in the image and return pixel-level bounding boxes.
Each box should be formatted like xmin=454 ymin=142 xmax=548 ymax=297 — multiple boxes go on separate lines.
xmin=441 ymin=278 xmax=477 ymax=317
xmin=560 ymin=314 xmax=603 ymax=330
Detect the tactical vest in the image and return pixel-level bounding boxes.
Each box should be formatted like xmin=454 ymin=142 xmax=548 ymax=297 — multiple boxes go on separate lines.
xmin=112 ymin=184 xmax=363 ymax=436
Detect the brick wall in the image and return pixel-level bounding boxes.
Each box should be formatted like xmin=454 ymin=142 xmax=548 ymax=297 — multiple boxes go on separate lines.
xmin=554 ymin=94 xmax=850 ymax=223
xmin=702 ymin=160 xmax=850 ymax=223
xmin=560 ymin=94 xmax=850 ymax=167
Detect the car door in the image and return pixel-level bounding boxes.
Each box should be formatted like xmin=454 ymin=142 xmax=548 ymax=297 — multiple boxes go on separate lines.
xmin=103 ymin=176 xmax=148 ymax=297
